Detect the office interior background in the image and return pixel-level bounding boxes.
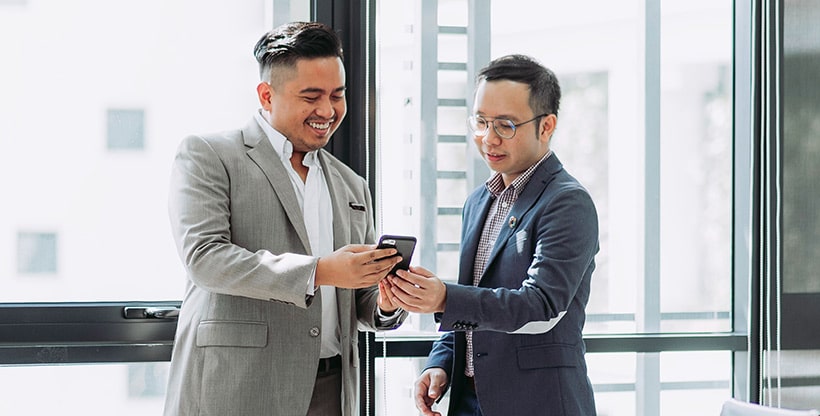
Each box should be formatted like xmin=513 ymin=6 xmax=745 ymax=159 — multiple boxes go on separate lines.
xmin=1 ymin=0 xmax=818 ymax=414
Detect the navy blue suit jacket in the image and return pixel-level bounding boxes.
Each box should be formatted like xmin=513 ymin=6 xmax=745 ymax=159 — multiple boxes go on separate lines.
xmin=426 ymin=153 xmax=598 ymax=416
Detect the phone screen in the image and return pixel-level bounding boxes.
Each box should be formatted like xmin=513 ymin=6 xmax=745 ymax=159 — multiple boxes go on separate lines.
xmin=377 ymin=234 xmax=417 ymax=274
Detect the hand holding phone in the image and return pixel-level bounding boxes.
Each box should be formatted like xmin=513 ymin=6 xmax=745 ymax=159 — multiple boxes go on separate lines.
xmin=377 ymin=234 xmax=417 ymax=275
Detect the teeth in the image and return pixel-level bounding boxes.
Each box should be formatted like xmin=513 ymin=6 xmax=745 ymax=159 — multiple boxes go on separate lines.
xmin=309 ymin=121 xmax=332 ymax=129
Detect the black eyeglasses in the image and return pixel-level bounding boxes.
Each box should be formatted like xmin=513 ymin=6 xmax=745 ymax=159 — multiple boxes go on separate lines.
xmin=467 ymin=114 xmax=548 ymax=139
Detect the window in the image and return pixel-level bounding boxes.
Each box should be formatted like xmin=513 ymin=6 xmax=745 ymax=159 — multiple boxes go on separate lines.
xmin=107 ymin=109 xmax=145 ymax=150
xmin=0 ymin=0 xmax=274 ymax=302
xmin=16 ymin=231 xmax=57 ymax=274
xmin=0 ymin=1 xmax=304 ymax=414
xmin=374 ymin=0 xmax=738 ymax=414
xmin=8 ymin=0 xmax=816 ymax=414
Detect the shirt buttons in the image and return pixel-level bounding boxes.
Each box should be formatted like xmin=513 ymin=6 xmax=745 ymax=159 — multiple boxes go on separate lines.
xmin=310 ymin=327 xmax=320 ymax=337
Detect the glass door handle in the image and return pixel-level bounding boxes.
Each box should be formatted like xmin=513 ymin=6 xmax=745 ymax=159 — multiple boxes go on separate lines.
xmin=123 ymin=306 xmax=180 ymax=319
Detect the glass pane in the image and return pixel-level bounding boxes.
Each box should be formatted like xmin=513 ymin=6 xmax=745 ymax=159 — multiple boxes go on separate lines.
xmin=0 ymin=0 xmax=307 ymax=301
xmin=658 ymin=0 xmax=733 ymax=331
xmin=658 ymin=352 xmax=731 ymax=413
xmin=375 ymin=357 xmax=451 ymax=416
xmin=375 ymin=1 xmax=733 ymax=338
xmin=0 ymin=363 xmax=169 ymax=415
xmin=375 ymin=352 xmax=731 ymax=416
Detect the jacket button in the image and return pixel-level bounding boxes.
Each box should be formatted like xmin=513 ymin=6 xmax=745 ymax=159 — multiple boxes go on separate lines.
xmin=310 ymin=327 xmax=320 ymax=337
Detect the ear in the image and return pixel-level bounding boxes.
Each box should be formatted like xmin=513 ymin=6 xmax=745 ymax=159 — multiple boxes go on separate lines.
xmin=256 ymin=82 xmax=273 ymax=111
xmin=540 ymin=114 xmax=558 ymax=143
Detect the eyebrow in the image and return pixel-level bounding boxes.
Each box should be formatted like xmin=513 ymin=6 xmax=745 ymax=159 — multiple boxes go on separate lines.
xmin=299 ymin=86 xmax=347 ymax=95
xmin=476 ymin=112 xmax=517 ymax=120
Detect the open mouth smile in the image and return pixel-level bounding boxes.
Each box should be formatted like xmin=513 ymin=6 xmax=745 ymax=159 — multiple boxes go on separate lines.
xmin=308 ymin=120 xmax=334 ymax=130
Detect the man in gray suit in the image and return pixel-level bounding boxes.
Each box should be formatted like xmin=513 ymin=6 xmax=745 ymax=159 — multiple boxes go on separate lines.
xmin=164 ymin=22 xmax=408 ymax=416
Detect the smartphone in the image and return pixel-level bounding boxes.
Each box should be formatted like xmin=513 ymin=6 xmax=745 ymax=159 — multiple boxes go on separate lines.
xmin=376 ymin=234 xmax=417 ymax=275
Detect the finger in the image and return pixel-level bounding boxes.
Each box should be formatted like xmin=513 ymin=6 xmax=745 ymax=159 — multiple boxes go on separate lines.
xmin=343 ymin=243 xmax=376 ymax=253
xmin=391 ymin=274 xmax=425 ymax=294
xmin=367 ymin=254 xmax=401 ymax=272
xmin=381 ymin=279 xmax=404 ymax=302
xmin=414 ymin=387 xmax=435 ymax=413
xmin=387 ymin=287 xmax=422 ymax=312
xmin=370 ymin=247 xmax=399 ymax=261
xmin=390 ymin=288 xmax=430 ymax=314
xmin=393 ymin=270 xmax=419 ymax=287
xmin=388 ymin=277 xmax=421 ymax=299
xmin=417 ymin=401 xmax=436 ymax=416
xmin=378 ymin=280 xmax=398 ymax=307
xmin=427 ymin=384 xmax=440 ymax=399
xmin=397 ymin=269 xmax=436 ymax=289
xmin=381 ymin=278 xmax=400 ymax=296
xmin=365 ymin=257 xmax=400 ymax=278
xmin=408 ymin=265 xmax=435 ymax=277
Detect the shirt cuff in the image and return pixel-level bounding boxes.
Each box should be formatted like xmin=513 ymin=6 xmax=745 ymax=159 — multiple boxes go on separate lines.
xmin=377 ymin=307 xmax=404 ymax=321
xmin=306 ymin=262 xmax=318 ymax=296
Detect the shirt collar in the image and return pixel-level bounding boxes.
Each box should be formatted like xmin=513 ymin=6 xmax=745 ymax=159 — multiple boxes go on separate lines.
xmin=253 ymin=109 xmax=320 ymax=168
xmin=485 ymin=150 xmax=553 ymax=197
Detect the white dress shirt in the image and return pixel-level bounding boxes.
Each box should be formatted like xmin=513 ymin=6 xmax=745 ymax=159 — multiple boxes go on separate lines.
xmin=255 ymin=110 xmax=341 ymax=359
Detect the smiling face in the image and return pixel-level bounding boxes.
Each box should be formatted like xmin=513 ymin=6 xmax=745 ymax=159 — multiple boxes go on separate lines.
xmin=472 ymin=79 xmax=557 ymax=187
xmin=257 ymin=56 xmax=347 ymax=153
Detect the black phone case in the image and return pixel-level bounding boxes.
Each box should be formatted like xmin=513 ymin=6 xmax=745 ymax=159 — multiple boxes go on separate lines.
xmin=377 ymin=235 xmax=417 ymax=274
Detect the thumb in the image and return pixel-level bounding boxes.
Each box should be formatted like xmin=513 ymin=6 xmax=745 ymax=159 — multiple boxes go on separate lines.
xmin=428 ymin=384 xmax=439 ymax=398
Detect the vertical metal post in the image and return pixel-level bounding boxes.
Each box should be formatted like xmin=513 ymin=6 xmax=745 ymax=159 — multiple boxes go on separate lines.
xmin=733 ymin=0 xmax=755 ymax=403
xmin=418 ymin=0 xmax=438 ymax=271
xmin=637 ymin=0 xmax=661 ymax=414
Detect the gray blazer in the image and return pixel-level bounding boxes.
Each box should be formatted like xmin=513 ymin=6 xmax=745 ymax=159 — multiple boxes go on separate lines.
xmin=163 ymin=119 xmax=406 ymax=416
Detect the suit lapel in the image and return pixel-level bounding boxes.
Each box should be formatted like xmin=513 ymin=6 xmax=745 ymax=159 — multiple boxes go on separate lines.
xmin=459 ymin=190 xmax=493 ymax=286
xmin=317 ymin=150 xmax=350 ymax=250
xmin=242 ymin=120 xmax=312 ymax=254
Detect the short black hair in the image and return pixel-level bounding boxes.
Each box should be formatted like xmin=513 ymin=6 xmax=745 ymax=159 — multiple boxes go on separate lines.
xmin=477 ymin=54 xmax=561 ymax=116
xmin=253 ymin=21 xmax=344 ymax=82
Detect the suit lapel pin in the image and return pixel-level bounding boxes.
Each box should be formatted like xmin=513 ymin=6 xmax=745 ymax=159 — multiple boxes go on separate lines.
xmin=508 ymin=216 xmax=517 ymax=229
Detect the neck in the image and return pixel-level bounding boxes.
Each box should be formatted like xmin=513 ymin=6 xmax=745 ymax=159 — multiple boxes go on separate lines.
xmin=290 ymin=151 xmax=309 ymax=182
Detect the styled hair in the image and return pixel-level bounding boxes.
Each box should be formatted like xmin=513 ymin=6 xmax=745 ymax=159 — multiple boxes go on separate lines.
xmin=476 ymin=54 xmax=561 ymax=116
xmin=253 ymin=21 xmax=344 ymax=82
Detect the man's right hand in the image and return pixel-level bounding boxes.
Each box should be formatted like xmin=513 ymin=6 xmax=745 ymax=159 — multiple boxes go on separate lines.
xmin=314 ymin=244 xmax=401 ymax=288
xmin=414 ymin=368 xmax=448 ymax=416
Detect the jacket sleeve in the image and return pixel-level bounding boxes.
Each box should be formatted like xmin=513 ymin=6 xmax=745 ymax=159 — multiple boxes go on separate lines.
xmin=425 ymin=331 xmax=455 ymax=376
xmin=168 ymin=135 xmax=316 ymax=308
xmin=438 ymin=186 xmax=598 ymax=334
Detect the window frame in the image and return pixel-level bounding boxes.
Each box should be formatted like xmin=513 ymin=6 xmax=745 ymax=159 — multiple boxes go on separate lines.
xmin=0 ymin=302 xmax=179 ymax=365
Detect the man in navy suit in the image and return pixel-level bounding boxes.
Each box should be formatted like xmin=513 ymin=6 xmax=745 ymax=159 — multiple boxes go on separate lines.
xmin=384 ymin=54 xmax=599 ymax=415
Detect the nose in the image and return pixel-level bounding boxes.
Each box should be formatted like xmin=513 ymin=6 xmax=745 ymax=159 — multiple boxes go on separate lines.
xmin=316 ymin=97 xmax=335 ymax=119
xmin=481 ymin=127 xmax=503 ymax=146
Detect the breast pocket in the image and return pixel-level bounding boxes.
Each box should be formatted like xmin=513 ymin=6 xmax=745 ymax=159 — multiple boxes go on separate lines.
xmin=347 ymin=203 xmax=368 ymax=242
